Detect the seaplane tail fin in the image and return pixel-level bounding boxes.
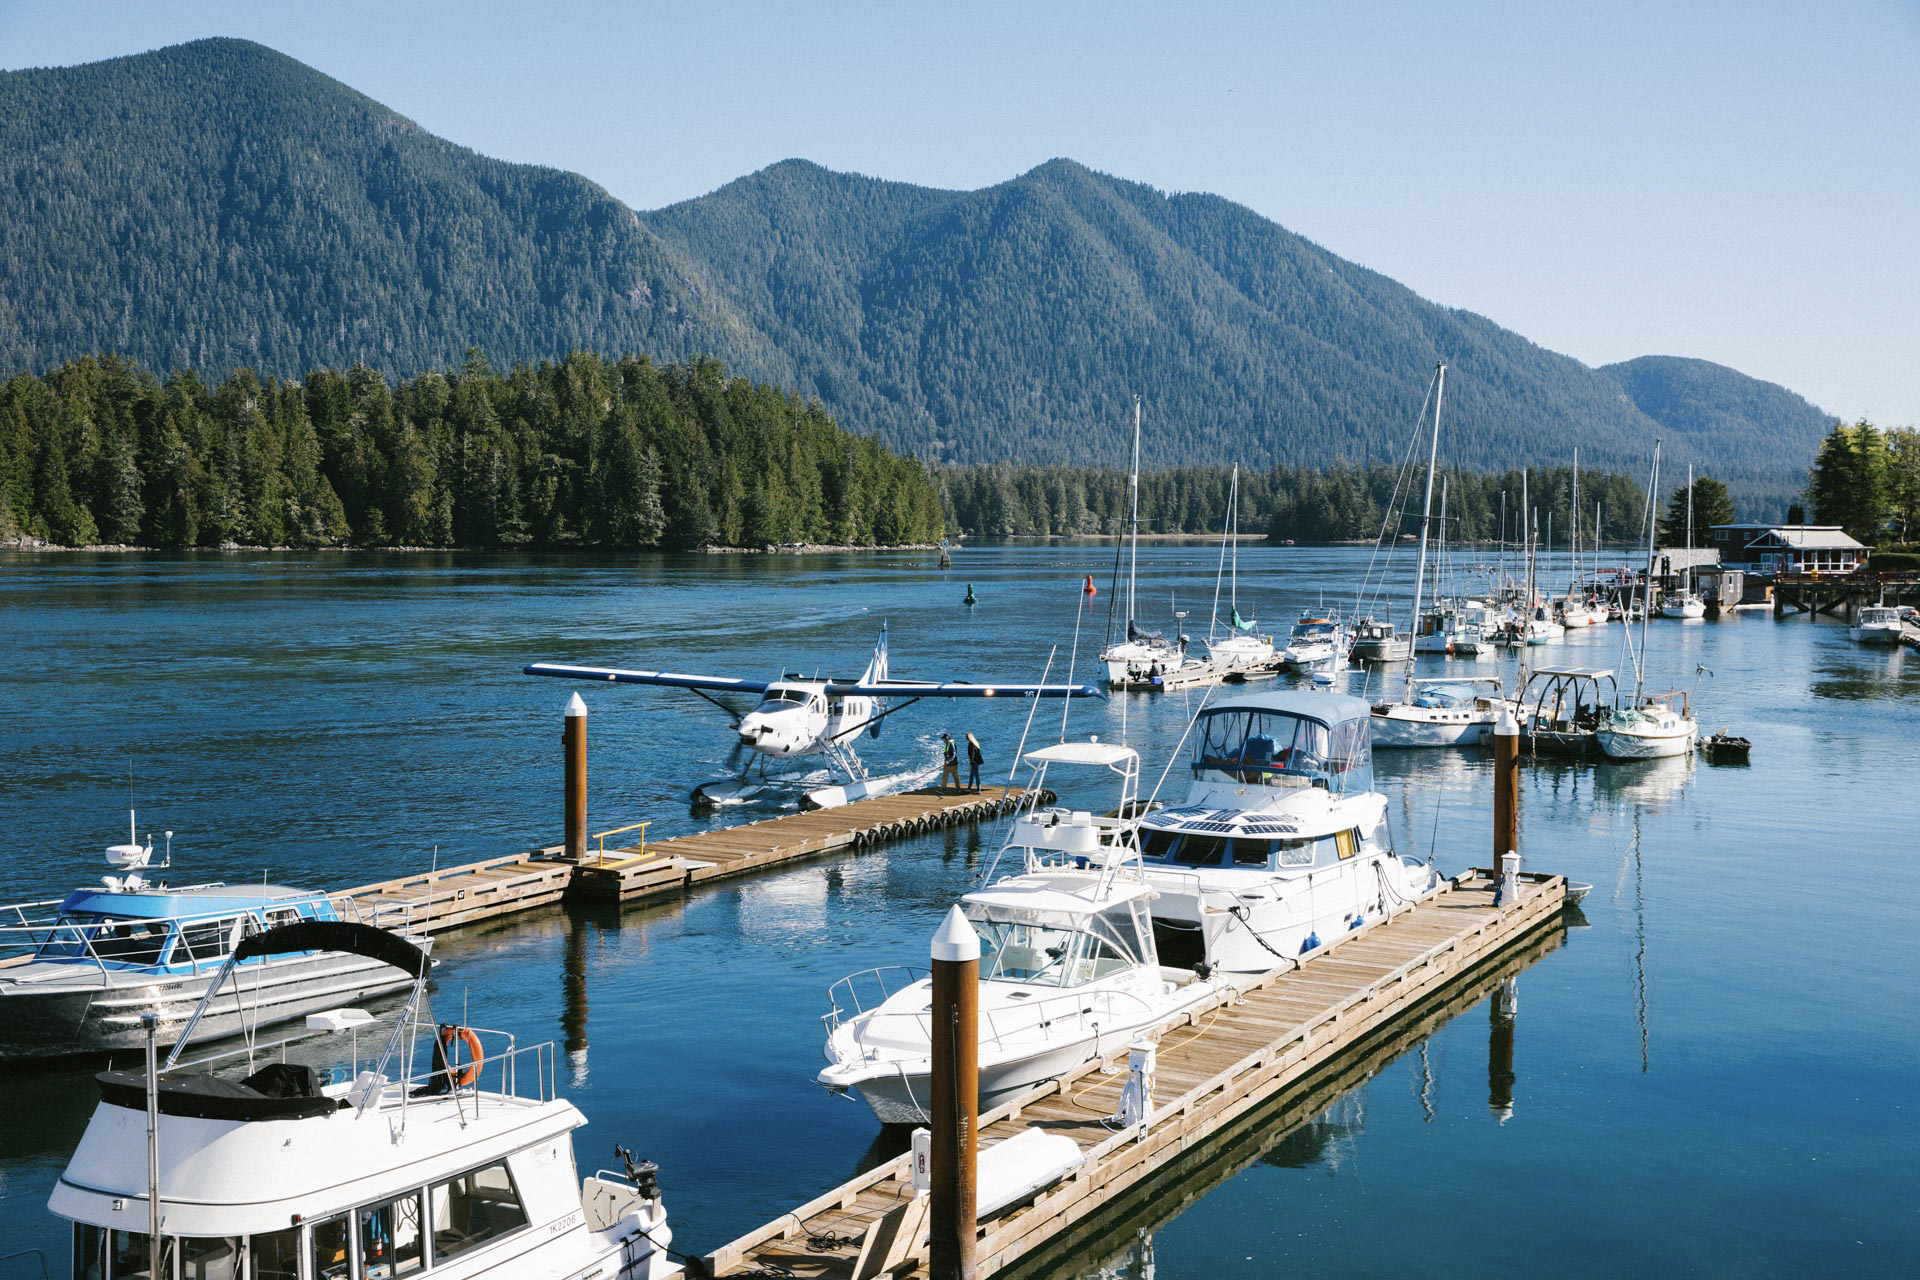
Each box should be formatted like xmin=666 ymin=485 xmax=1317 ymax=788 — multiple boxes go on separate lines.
xmin=863 ymin=624 xmax=888 ymax=737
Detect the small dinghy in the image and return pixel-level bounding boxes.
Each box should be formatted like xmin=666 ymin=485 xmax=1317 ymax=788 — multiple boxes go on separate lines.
xmin=1699 ymin=731 xmax=1752 ymax=764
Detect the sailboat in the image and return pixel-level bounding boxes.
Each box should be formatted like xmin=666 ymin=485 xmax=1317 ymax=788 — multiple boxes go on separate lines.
xmin=1100 ymin=397 xmax=1185 ymax=684
xmin=1660 ymin=464 xmax=1708 ymax=618
xmin=1560 ymin=450 xmax=1595 ymax=627
xmin=1207 ymin=467 xmax=1277 ymax=673
xmin=1371 ymin=364 xmax=1514 ymax=748
xmin=1598 ymin=442 xmax=1700 ymax=760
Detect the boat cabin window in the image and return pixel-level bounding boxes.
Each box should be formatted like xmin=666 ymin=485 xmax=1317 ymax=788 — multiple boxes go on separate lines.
xmin=1192 ymin=709 xmax=1369 ymax=790
xmin=74 ymin=1228 xmax=172 ymax=1280
xmin=311 ymin=1214 xmax=352 ymax=1280
xmin=975 ymin=919 xmax=1083 ymax=985
xmin=177 ymin=1238 xmax=241 ymax=1280
xmin=43 ymin=913 xmax=173 ymax=965
xmin=172 ymin=915 xmax=239 ymax=967
xmin=429 ymin=1160 xmax=529 ymax=1262
xmin=250 ymin=1227 xmax=299 ymax=1280
xmin=1276 ymin=838 xmax=1315 ymax=868
xmin=359 ymin=1191 xmax=425 ymax=1277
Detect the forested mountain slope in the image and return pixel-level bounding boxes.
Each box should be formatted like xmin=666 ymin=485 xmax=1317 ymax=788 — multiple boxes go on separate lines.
xmin=0 ymin=39 xmax=1832 ymax=515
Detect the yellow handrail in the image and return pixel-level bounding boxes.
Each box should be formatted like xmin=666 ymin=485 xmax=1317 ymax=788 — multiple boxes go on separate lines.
xmin=591 ymin=821 xmax=650 ymax=863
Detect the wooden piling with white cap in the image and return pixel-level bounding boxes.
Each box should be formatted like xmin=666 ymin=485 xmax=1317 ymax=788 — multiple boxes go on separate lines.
xmin=929 ymin=904 xmax=980 ymax=1280
xmin=564 ymin=692 xmax=588 ymax=862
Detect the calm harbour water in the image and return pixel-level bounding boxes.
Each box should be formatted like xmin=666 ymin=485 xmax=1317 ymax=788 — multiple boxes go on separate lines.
xmin=1 ymin=544 xmax=1916 ymax=1274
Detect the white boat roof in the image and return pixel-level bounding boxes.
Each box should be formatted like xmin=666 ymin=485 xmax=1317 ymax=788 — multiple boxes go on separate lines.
xmin=1022 ymin=740 xmax=1138 ymax=767
xmin=1530 ymin=667 xmax=1614 ymax=679
xmin=1411 ymin=676 xmax=1504 ymax=686
xmin=964 ymin=874 xmax=1154 ymax=917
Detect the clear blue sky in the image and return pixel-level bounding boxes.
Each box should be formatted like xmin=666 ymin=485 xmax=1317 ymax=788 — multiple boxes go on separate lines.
xmin=3 ymin=0 xmax=1914 ymax=424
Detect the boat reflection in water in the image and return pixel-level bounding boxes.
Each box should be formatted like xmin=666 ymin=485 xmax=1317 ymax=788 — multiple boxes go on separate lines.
xmin=994 ymin=919 xmax=1569 ymax=1280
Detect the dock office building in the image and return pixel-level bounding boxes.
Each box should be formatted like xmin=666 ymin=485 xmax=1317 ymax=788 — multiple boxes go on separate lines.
xmin=1708 ymin=524 xmax=1866 ymax=576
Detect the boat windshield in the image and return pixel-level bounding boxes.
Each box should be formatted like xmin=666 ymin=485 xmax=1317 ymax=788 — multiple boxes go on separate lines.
xmin=36 ymin=912 xmax=172 ymax=964
xmin=969 ymin=902 xmax=1152 ymax=986
xmin=1191 ymin=708 xmax=1372 ymax=794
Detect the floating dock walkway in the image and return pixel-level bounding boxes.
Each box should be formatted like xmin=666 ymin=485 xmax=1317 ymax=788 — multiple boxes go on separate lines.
xmin=700 ymin=867 xmax=1568 ymax=1280
xmin=330 ymin=786 xmax=1042 ymax=934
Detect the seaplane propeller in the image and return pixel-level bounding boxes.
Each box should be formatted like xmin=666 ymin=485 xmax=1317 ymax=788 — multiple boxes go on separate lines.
xmin=524 ymin=624 xmax=1103 ymax=811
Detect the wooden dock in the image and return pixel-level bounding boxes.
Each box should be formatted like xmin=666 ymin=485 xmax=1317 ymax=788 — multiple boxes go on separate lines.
xmin=700 ymin=867 xmax=1569 ymax=1280
xmin=331 ymin=786 xmax=1041 ymax=934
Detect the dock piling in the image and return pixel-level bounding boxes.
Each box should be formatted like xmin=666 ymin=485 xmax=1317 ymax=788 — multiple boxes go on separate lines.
xmin=929 ymin=906 xmax=980 ymax=1280
xmin=1494 ymin=706 xmax=1519 ymax=872
xmin=564 ymin=693 xmax=588 ymax=862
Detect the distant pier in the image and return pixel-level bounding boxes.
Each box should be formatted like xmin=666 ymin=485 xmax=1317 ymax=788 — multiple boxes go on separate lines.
xmin=330 ymin=786 xmax=1045 ymax=934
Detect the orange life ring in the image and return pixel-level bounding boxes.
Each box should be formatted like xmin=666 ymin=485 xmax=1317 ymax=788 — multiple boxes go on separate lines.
xmin=438 ymin=1024 xmax=484 ymax=1087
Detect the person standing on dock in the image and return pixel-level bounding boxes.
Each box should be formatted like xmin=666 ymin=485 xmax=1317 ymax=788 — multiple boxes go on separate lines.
xmin=965 ymin=732 xmax=984 ymax=792
xmin=939 ymin=732 xmax=961 ymax=791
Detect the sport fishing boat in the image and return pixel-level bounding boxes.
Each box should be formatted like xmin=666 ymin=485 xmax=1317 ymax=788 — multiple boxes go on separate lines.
xmin=818 ymin=741 xmax=1221 ymax=1125
xmin=50 ymin=921 xmax=676 ymax=1280
xmin=1133 ymin=690 xmax=1444 ymax=973
xmin=1851 ymin=604 xmax=1905 ymax=646
xmin=1279 ymin=611 xmax=1347 ymax=671
xmin=1371 ymin=677 xmax=1510 ymax=748
xmin=0 ymin=814 xmax=428 ymax=1060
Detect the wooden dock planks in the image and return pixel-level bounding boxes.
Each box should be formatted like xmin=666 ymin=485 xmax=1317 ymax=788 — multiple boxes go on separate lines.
xmin=702 ymin=869 xmax=1568 ymax=1279
xmin=329 ymin=786 xmax=1037 ymax=933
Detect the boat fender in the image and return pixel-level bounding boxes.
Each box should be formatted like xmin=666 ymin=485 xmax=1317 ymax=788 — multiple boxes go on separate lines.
xmin=1298 ymin=931 xmax=1320 ymax=955
xmin=437 ymin=1024 xmax=484 ymax=1088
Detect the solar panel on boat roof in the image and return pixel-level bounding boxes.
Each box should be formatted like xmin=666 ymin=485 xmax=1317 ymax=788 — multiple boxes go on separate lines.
xmin=1183 ymin=820 xmax=1237 ymax=833
xmin=1238 ymin=821 xmax=1290 ymax=834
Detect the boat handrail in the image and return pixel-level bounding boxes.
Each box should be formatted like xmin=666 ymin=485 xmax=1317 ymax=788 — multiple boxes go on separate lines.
xmin=823 ymin=965 xmax=930 ymax=1032
xmin=839 ymin=983 xmax=1168 ymax=1054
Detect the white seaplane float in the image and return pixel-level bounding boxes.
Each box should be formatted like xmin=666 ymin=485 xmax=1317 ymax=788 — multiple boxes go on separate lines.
xmin=527 ymin=625 xmax=1101 ymax=810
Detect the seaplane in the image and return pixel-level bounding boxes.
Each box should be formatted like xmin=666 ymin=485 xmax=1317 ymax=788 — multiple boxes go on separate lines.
xmin=525 ymin=625 xmax=1104 ymax=810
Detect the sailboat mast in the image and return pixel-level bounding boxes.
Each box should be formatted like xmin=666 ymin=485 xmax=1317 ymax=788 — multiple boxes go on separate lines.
xmin=1228 ymin=466 xmax=1239 ymax=615
xmin=1407 ymin=363 xmax=1445 ymax=697
xmin=1636 ymin=442 xmax=1662 ymax=701
xmin=1126 ymin=396 xmax=1141 ymax=629
xmin=1570 ymin=448 xmax=1580 ymax=597
xmin=1684 ymin=463 xmax=1695 ymax=593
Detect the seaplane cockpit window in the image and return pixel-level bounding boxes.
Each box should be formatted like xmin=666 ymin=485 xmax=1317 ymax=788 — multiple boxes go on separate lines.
xmin=358 ymin=1190 xmax=425 ymax=1277
xmin=765 ymin=690 xmax=809 ymax=706
xmin=429 ymin=1160 xmax=529 ymax=1262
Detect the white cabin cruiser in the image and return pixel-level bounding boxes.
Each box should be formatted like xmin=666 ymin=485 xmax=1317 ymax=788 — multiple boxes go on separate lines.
xmin=818 ymin=741 xmax=1220 ymax=1125
xmin=52 ymin=921 xmax=676 ymax=1280
xmin=1370 ymin=677 xmax=1510 ymax=748
xmin=1279 ymin=612 xmax=1346 ymax=671
xmin=1851 ymin=605 xmax=1904 ymax=645
xmin=1135 ymin=691 xmax=1442 ymax=973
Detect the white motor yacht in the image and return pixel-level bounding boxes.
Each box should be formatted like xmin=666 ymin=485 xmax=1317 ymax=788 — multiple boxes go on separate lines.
xmin=51 ymin=922 xmax=675 ymax=1280
xmin=1279 ymin=612 xmax=1346 ymax=671
xmin=1851 ymin=605 xmax=1904 ymax=645
xmin=1134 ymin=691 xmax=1443 ymax=974
xmin=1371 ymin=677 xmax=1510 ymax=748
xmin=1596 ymin=693 xmax=1698 ymax=760
xmin=818 ymin=741 xmax=1220 ymax=1125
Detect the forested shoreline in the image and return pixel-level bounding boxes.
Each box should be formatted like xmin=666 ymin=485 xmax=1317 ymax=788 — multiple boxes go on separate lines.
xmin=0 ymin=354 xmax=945 ymax=550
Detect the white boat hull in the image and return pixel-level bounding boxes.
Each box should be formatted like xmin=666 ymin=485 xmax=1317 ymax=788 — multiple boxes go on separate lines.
xmin=1370 ymin=709 xmax=1494 ymax=748
xmin=1596 ymin=726 xmax=1696 ymax=759
xmin=1661 ymin=599 xmax=1707 ymax=619
xmin=1851 ymin=624 xmax=1903 ymax=646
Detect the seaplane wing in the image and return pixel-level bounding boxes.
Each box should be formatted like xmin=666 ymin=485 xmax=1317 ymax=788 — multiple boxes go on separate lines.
xmin=522 ymin=662 xmax=776 ymax=695
xmin=822 ymin=679 xmax=1105 ymax=699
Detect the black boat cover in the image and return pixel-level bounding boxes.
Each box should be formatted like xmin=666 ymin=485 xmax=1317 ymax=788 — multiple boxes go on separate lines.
xmin=96 ymin=1068 xmax=345 ymax=1121
xmin=230 ymin=919 xmax=430 ymax=978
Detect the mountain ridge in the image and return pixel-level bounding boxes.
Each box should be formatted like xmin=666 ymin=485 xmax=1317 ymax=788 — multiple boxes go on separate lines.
xmin=0 ymin=39 xmax=1832 ymax=514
